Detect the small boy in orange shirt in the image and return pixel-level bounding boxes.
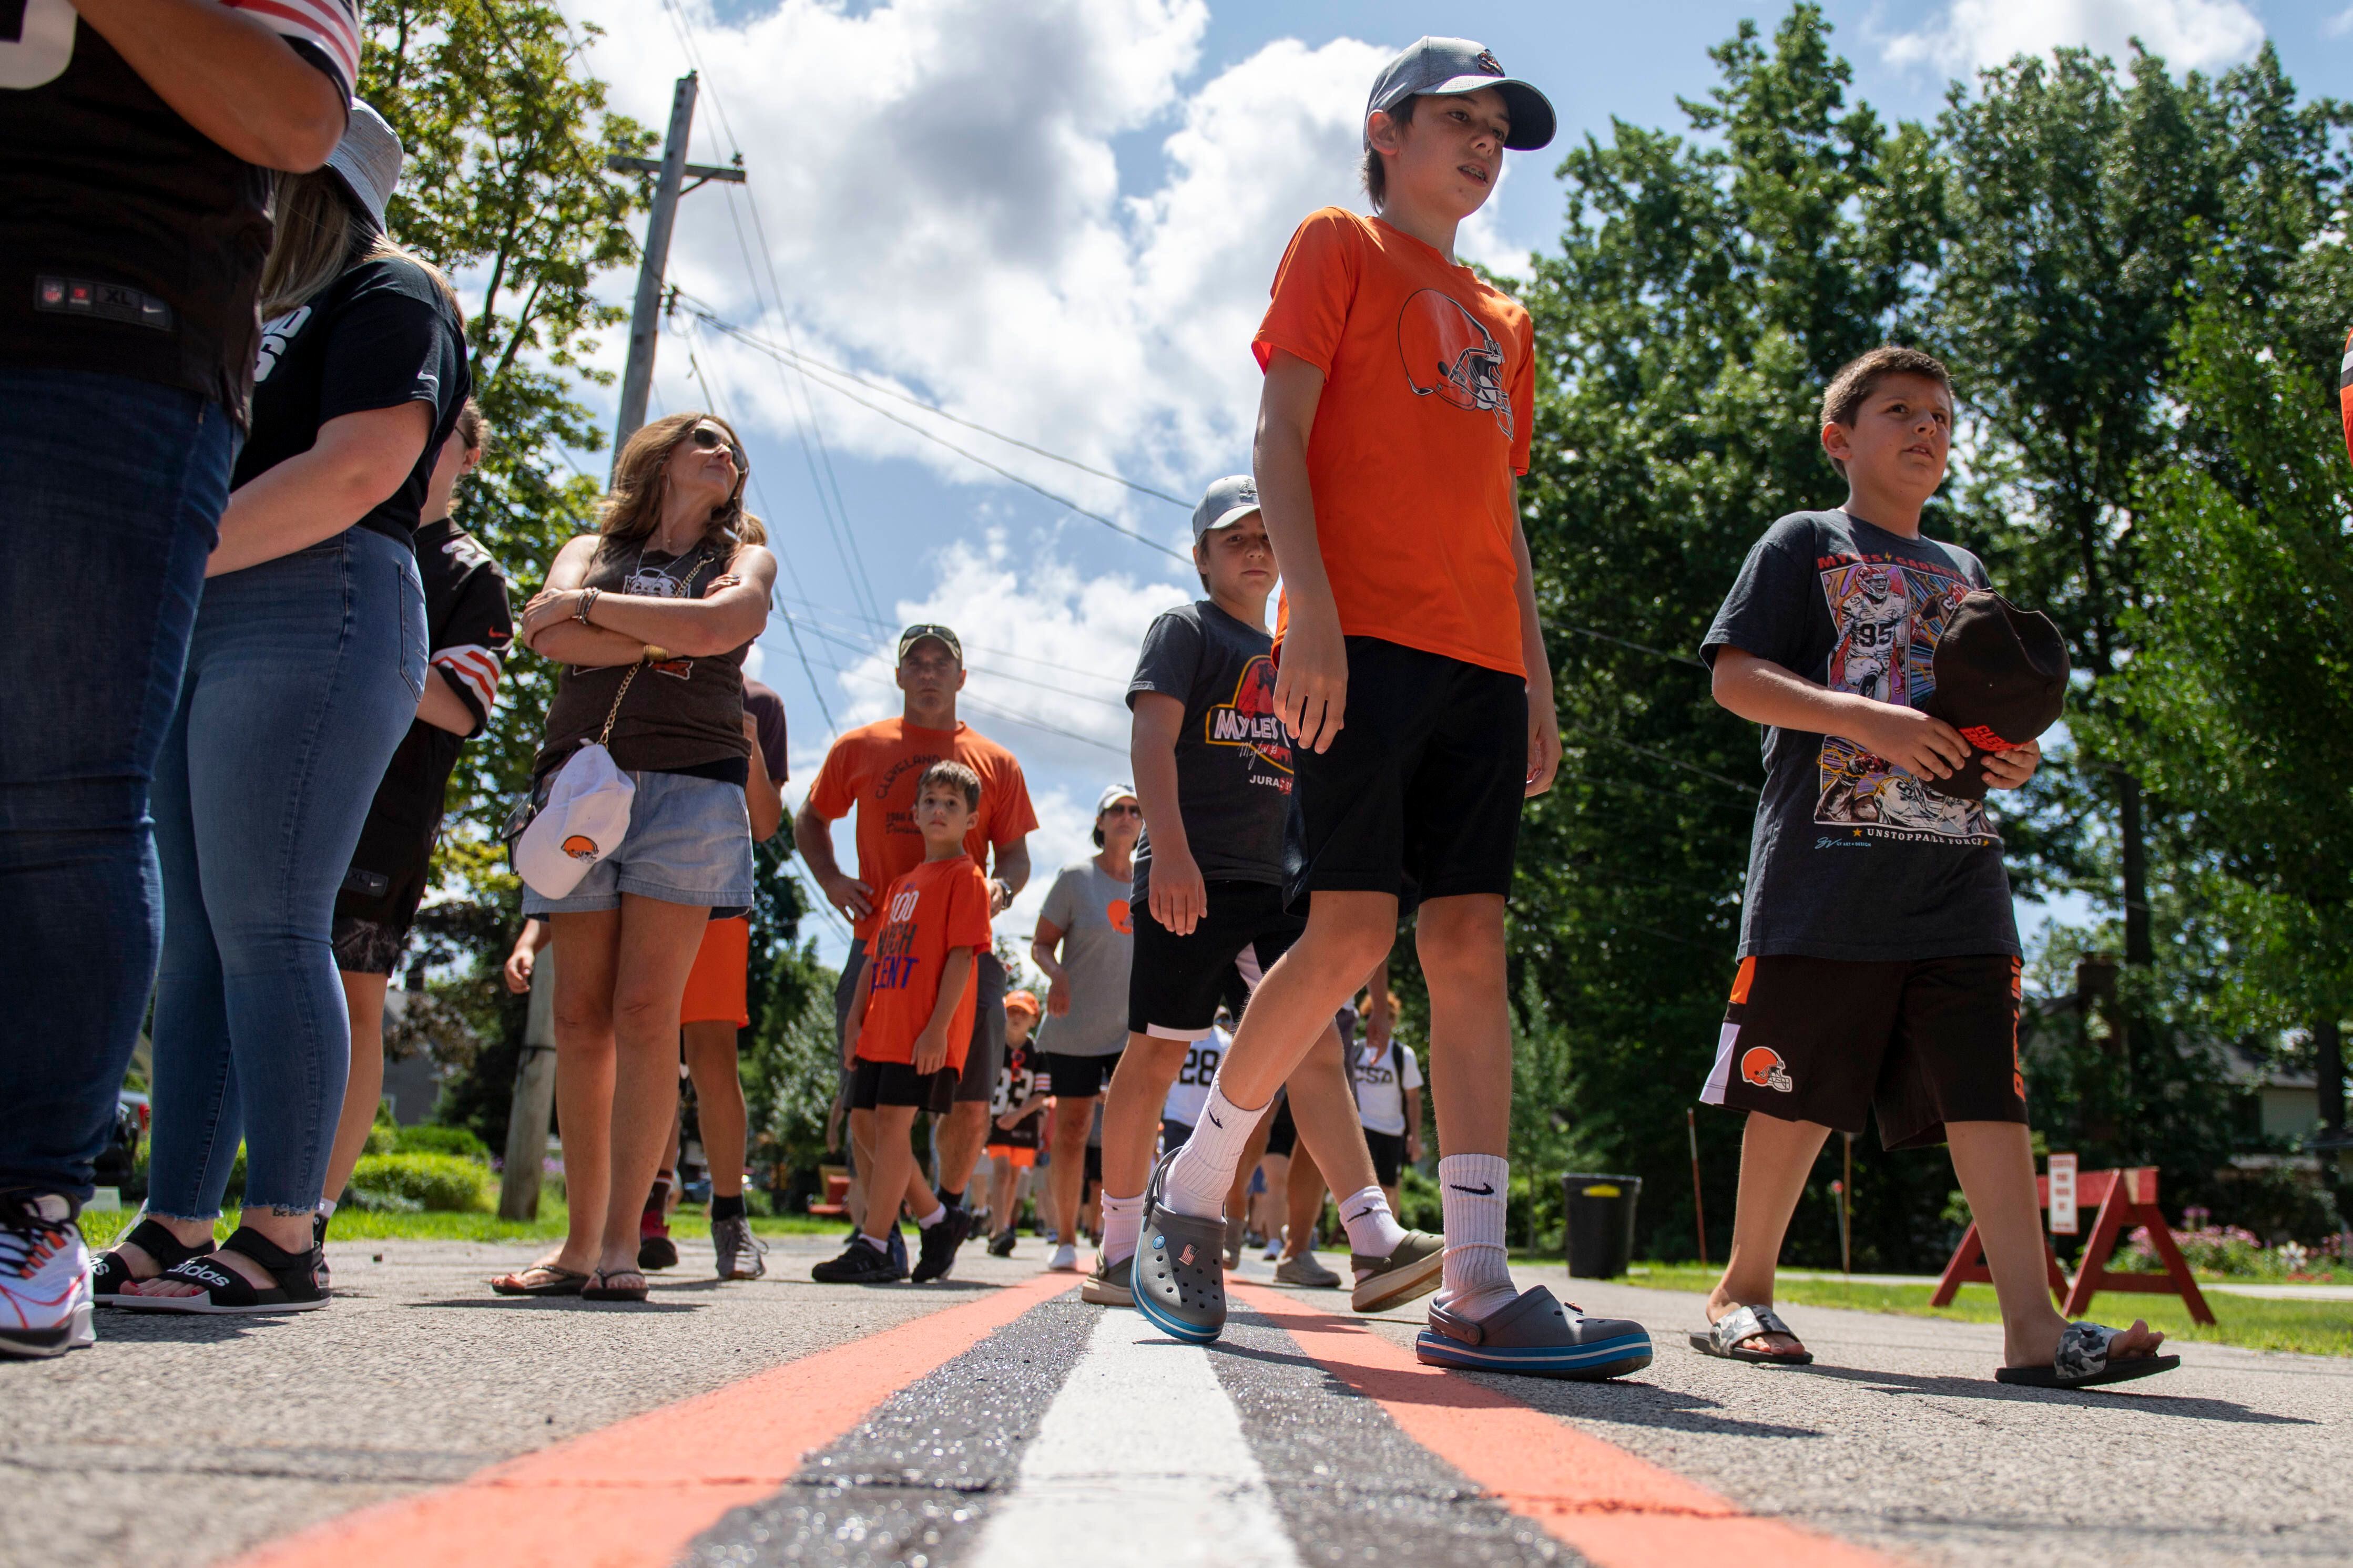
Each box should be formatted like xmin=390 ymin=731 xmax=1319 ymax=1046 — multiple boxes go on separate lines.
xmin=1131 ymin=37 xmax=1651 ymax=1380
xmin=815 ymin=761 xmax=995 ymax=1286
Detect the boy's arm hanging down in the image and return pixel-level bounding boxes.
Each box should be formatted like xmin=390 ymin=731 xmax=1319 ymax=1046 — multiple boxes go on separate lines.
xmin=1130 ymin=691 xmax=1201 ymax=934
xmin=1508 ymin=483 xmax=1559 ymax=796
xmin=913 ymin=947 xmax=976 ymax=1074
xmin=1255 ymin=349 xmax=1346 ymax=754
xmin=840 ymin=951 xmax=871 ymax=1067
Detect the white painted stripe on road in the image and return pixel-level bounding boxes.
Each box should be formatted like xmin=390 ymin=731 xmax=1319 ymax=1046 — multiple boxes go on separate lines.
xmin=968 ymin=1309 xmax=1301 ymax=1568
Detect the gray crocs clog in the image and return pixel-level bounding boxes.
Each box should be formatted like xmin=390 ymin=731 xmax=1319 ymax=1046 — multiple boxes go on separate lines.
xmin=1133 ymin=1150 xmax=1227 ymax=1344
xmin=1415 ymin=1285 xmax=1653 ymax=1380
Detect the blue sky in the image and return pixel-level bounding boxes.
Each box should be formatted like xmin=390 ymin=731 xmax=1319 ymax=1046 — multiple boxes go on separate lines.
xmin=546 ymin=0 xmax=2353 ymax=971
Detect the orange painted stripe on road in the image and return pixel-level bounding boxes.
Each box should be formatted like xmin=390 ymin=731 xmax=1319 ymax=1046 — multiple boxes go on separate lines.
xmin=1235 ymin=1284 xmax=1900 ymax=1568
xmin=230 ymin=1274 xmax=1077 ymax=1568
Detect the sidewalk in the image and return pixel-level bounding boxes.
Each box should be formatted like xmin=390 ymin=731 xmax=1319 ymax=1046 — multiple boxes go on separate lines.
xmin=1730 ymin=1266 xmax=2353 ymax=1302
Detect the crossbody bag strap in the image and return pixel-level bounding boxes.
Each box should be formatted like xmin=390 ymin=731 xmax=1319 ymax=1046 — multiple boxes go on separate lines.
xmin=595 ymin=659 xmax=645 ymax=747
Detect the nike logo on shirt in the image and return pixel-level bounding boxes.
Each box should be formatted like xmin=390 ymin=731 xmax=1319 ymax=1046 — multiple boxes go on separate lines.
xmin=1448 ymin=1182 xmax=1495 ymax=1195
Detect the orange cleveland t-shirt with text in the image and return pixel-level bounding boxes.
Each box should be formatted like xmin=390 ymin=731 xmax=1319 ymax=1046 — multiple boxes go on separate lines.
xmin=853 ymin=854 xmax=995 ymax=1070
xmin=1254 ymin=207 xmax=1536 ymax=677
xmin=806 ymin=719 xmax=1038 ymax=941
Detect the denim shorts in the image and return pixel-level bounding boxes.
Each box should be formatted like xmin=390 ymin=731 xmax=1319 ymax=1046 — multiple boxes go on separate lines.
xmin=523 ymin=770 xmax=754 ymax=914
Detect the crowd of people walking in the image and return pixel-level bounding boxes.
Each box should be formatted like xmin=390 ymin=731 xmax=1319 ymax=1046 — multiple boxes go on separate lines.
xmin=4 ymin=13 xmax=2174 ymax=1395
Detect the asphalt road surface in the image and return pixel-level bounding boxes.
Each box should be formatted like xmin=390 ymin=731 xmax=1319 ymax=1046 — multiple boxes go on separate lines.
xmin=7 ymin=1233 xmax=2346 ymax=1568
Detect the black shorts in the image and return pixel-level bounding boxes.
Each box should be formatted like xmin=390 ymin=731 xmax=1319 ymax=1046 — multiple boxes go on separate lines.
xmin=1700 ymin=953 xmax=2028 ymax=1151
xmin=1285 ymin=637 xmax=1526 ymax=915
xmin=850 ymin=1056 xmax=958 ymax=1114
xmin=1263 ymin=1093 xmax=1296 ymax=1158
xmin=1363 ymin=1128 xmax=1407 ymax=1187
xmin=1041 ymin=1049 xmax=1120 ymax=1102
xmin=331 ymin=914 xmax=412 ymax=977
xmin=839 ymin=941 xmax=1005 ymax=1105
xmin=1161 ymin=1118 xmax=1194 ymax=1152
xmin=1128 ymin=879 xmax=1298 ymax=1038
xmin=987 ymin=1111 xmax=1044 ymax=1152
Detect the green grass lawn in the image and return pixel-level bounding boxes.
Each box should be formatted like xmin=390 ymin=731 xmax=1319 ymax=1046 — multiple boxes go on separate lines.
xmin=1609 ymin=1262 xmax=2353 ymax=1358
xmin=76 ymin=1204 xmax=847 ymax=1251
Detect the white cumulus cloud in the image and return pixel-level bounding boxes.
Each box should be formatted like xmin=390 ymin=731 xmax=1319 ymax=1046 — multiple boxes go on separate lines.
xmin=1881 ymin=0 xmax=2265 ymax=73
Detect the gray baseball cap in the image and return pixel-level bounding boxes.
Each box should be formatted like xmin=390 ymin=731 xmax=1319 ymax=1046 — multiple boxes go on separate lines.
xmin=327 ymin=100 xmax=404 ymax=235
xmin=1368 ymin=37 xmax=1556 ymax=152
xmin=1191 ymin=474 xmax=1261 ymax=541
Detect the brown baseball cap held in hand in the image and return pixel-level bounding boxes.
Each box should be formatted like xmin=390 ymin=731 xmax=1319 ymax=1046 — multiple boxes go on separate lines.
xmin=1923 ymin=591 xmax=2071 ymax=801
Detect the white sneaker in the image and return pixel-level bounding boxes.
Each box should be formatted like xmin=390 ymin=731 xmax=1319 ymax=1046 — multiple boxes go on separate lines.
xmin=1047 ymin=1242 xmax=1079 ymax=1273
xmin=1261 ymin=1238 xmax=1283 ymax=1262
xmin=0 ymin=1193 xmax=94 ymax=1359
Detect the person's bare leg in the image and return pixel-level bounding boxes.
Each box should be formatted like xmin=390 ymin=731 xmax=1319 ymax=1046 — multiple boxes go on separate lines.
xmin=936 ymin=1099 xmax=989 ymax=1204
xmin=1704 ymin=1111 xmax=1830 ymax=1356
xmin=322 ymin=969 xmax=390 ymax=1207
xmin=683 ymin=1021 xmax=747 ymax=1200
xmin=1947 ymin=1120 xmax=2163 ymax=1368
xmin=592 ymin=895 xmax=710 ymax=1279
xmin=547 ymin=909 xmax=623 ymax=1274
xmin=1415 ymin=895 xmax=1517 ymax=1314
xmin=989 ymin=1155 xmax=1016 ymax=1236
xmin=1282 ymin=1023 xmax=1382 ymax=1207
xmin=1381 ymin=1184 xmax=1402 ymax=1217
xmin=1047 ymin=1095 xmax=1095 ymax=1248
xmin=848 ymin=1107 xmax=878 ymax=1232
xmin=1102 ymin=1033 xmax=1189 ymax=1200
xmin=1257 ymin=1151 xmax=1289 ymax=1244
xmin=1210 ymin=894 xmax=1399 ymax=1109
xmin=863 ymin=1104 xmax=929 ymax=1242
xmin=1284 ymin=1137 xmax=1326 ymax=1259
xmin=1225 ymin=1117 xmax=1272 ymax=1225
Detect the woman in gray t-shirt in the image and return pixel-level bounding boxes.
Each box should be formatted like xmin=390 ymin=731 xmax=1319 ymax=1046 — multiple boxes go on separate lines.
xmin=1029 ymin=784 xmax=1139 ymax=1271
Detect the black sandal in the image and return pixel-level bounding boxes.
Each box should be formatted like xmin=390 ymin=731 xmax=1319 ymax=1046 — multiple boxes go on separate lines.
xmin=582 ymin=1266 xmax=649 ymax=1302
xmin=91 ymin=1218 xmax=212 ymax=1306
xmin=114 ymin=1226 xmax=327 ymax=1315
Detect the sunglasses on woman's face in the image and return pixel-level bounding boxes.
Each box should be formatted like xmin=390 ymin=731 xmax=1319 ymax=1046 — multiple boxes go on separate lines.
xmin=686 ymin=425 xmax=745 ymax=471
xmin=1102 ymin=802 xmax=1142 ymax=817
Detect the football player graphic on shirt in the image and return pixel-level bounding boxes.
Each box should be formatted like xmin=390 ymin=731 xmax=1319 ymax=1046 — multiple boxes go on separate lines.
xmin=1397 ymin=289 xmax=1513 ymax=439
xmin=1812 ymin=559 xmax=1994 ymax=844
xmin=1203 ymin=653 xmax=1293 ymax=784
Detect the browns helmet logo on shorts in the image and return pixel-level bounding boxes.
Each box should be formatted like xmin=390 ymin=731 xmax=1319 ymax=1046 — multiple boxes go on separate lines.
xmin=1740 ymin=1046 xmax=1794 ymax=1093
xmin=561 ymin=834 xmax=600 ymax=861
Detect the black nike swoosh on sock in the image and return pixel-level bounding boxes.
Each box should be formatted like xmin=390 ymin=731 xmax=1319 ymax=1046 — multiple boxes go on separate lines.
xmin=1344 ymin=1206 xmax=1376 ymax=1223
xmin=1448 ymin=1182 xmax=1496 ymax=1195
xmin=1206 ymin=1110 xmax=1224 ymax=1128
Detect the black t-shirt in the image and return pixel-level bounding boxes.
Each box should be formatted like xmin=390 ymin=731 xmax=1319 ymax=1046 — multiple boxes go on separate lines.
xmin=338 ymin=516 xmax=513 ymax=924
xmin=0 ymin=2 xmax=358 ymax=417
xmin=744 ymin=679 xmax=790 ymax=783
xmin=1702 ymin=509 xmax=2016 ymax=962
xmin=232 ymin=256 xmax=470 ymax=544
xmin=1126 ymin=600 xmax=1293 ymax=895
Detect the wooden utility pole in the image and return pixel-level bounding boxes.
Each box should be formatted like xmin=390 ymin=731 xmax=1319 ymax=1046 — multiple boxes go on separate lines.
xmin=607 ymin=73 xmax=745 ymax=470
xmin=498 ymin=949 xmax=558 ymax=1221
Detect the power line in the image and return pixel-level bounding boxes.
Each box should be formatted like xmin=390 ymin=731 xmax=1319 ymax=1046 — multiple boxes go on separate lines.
xmin=787 ymin=615 xmax=1129 ymax=713
xmin=768 ymin=591 xmax=1136 ymax=688
xmin=681 ymin=303 xmax=1191 ymax=564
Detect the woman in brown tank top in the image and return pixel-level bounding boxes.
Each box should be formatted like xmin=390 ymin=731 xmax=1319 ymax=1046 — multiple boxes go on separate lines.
xmin=498 ymin=412 xmax=777 ymax=1301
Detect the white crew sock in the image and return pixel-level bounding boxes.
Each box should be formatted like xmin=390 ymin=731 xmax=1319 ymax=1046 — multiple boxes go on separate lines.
xmin=1434 ymin=1153 xmax=1517 ymax=1321
xmin=315 ymin=1197 xmax=337 ymax=1219
xmin=1100 ymin=1191 xmax=1145 ymax=1265
xmin=915 ymin=1202 xmax=947 ymax=1230
xmin=1336 ymin=1185 xmax=1408 ymax=1258
xmin=1162 ymin=1080 xmax=1269 ymax=1219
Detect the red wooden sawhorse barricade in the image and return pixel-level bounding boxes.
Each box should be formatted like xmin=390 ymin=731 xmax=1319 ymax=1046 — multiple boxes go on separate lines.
xmin=1933 ymin=1163 xmax=2215 ymax=1325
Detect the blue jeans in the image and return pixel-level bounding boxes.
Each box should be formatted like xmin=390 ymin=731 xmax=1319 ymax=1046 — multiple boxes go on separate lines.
xmin=147 ymin=528 xmax=425 ymax=1218
xmin=0 ymin=368 xmax=231 ymax=1206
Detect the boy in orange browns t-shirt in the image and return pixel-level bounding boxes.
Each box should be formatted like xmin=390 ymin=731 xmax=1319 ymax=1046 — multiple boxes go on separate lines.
xmin=814 ymin=761 xmax=996 ymax=1287
xmin=1133 ymin=38 xmax=1651 ymax=1381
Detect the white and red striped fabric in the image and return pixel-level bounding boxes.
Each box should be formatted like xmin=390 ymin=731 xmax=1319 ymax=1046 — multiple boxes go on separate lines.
xmin=432 ymin=643 xmax=503 ymax=716
xmin=224 ymin=0 xmax=361 ymax=96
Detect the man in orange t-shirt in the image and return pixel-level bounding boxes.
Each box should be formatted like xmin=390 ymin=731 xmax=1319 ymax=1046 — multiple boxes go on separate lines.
xmin=816 ymin=761 xmax=996 ymax=1285
xmin=793 ymin=623 xmax=1036 ymax=1234
xmin=1132 ymin=39 xmax=1648 ymax=1385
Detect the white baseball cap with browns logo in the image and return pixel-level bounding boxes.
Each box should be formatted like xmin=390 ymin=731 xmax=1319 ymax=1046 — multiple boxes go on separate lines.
xmin=516 ymin=741 xmax=636 ymax=899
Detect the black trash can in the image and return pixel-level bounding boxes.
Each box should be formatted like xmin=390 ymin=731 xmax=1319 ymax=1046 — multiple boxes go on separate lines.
xmin=1563 ymin=1173 xmax=1642 ymax=1279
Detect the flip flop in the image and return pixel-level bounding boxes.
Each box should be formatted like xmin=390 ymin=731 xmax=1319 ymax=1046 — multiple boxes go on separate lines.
xmin=583 ymin=1266 xmax=649 ymax=1303
xmin=1996 ymin=1321 xmax=2179 ymax=1389
xmin=1416 ymin=1286 xmax=1654 ymax=1380
xmin=489 ymin=1263 xmax=589 ymax=1297
xmin=1689 ymin=1303 xmax=1814 ymax=1365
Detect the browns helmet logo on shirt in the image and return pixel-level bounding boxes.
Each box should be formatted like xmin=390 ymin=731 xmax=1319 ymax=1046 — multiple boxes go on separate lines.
xmin=1740 ymin=1046 xmax=1794 ymax=1093
xmin=1397 ymin=289 xmax=1512 ymax=439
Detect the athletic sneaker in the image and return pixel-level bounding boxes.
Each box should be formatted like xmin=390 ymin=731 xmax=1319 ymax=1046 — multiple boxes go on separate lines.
xmin=312 ymin=1210 xmax=331 ymax=1292
xmin=1350 ymin=1230 xmax=1445 ymax=1314
xmin=911 ymin=1208 xmax=971 ymax=1284
xmin=712 ymin=1215 xmax=767 ymax=1280
xmin=888 ymin=1227 xmax=909 ymax=1276
xmin=1046 ymin=1241 xmax=1079 ymax=1273
xmin=1415 ymin=1287 xmax=1654 ymax=1381
xmin=811 ymin=1235 xmax=908 ymax=1284
xmin=1132 ymin=1150 xmax=1226 ymax=1344
xmin=1081 ymin=1253 xmax=1133 ymax=1307
xmin=638 ymin=1208 xmax=678 ymax=1271
xmin=1222 ymin=1211 xmax=1245 ymax=1270
xmin=0 ymin=1193 xmax=94 ymax=1359
xmin=1274 ymin=1251 xmax=1341 ymax=1288
xmin=1261 ymin=1236 xmax=1283 ymax=1262
xmin=987 ymin=1228 xmax=1017 ymax=1258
